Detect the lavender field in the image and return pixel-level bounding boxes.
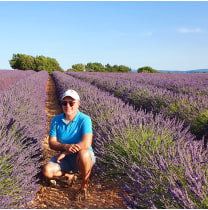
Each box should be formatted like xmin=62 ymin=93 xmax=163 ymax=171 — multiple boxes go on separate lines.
xmin=52 ymin=71 xmax=208 ymax=208
xmin=1 ymin=70 xmax=208 ymax=208
xmin=0 ymin=70 xmax=48 ymax=208
xmin=66 ymin=72 xmax=208 ymax=140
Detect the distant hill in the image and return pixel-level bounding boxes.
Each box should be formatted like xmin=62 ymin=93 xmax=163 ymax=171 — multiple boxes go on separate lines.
xmin=131 ymin=69 xmax=208 ymax=73
xmin=158 ymin=69 xmax=208 ymax=73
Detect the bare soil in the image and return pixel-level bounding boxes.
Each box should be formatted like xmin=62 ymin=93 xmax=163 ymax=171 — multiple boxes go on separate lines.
xmin=31 ymin=75 xmax=126 ymax=209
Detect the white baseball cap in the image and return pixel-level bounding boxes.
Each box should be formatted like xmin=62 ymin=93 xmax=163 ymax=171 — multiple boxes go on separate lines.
xmin=61 ymin=89 xmax=80 ymax=101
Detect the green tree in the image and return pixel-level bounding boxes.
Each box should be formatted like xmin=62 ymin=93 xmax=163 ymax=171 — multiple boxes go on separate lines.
xmin=118 ymin=65 xmax=131 ymax=72
xmin=137 ymin=66 xmax=159 ymax=73
xmin=111 ymin=65 xmax=119 ymax=72
xmin=85 ymin=62 xmax=105 ymax=72
xmin=9 ymin=54 xmax=35 ymax=70
xmin=9 ymin=53 xmax=63 ymax=74
xmin=68 ymin=63 xmax=85 ymax=72
xmin=105 ymin=64 xmax=131 ymax=72
xmin=105 ymin=64 xmax=113 ymax=72
xmin=34 ymin=55 xmax=48 ymax=72
xmin=34 ymin=56 xmax=63 ymax=74
xmin=48 ymin=57 xmax=64 ymax=73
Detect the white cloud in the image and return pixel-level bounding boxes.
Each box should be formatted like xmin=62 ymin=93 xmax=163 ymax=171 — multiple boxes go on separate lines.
xmin=178 ymin=27 xmax=202 ymax=33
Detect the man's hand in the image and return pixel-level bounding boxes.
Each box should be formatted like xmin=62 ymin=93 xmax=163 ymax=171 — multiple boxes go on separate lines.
xmin=65 ymin=144 xmax=81 ymax=154
xmin=56 ymin=144 xmax=81 ymax=163
xmin=56 ymin=152 xmax=67 ymax=163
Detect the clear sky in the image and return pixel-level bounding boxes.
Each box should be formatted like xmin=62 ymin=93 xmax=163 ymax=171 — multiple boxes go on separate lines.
xmin=0 ymin=1 xmax=208 ymax=71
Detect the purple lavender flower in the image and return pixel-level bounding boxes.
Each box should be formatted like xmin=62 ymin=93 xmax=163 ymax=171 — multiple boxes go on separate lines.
xmin=52 ymin=71 xmax=208 ymax=209
xmin=0 ymin=70 xmax=48 ymax=208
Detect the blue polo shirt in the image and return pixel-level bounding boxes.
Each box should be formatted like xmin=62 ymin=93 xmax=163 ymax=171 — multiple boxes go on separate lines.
xmin=49 ymin=110 xmax=93 ymax=152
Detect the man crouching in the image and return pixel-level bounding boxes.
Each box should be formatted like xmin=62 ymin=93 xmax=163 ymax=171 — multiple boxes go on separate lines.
xmin=43 ymin=89 xmax=96 ymax=200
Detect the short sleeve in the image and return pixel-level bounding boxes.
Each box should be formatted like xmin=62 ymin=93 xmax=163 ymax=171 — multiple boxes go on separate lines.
xmin=82 ymin=116 xmax=93 ymax=134
xmin=49 ymin=117 xmax=57 ymax=137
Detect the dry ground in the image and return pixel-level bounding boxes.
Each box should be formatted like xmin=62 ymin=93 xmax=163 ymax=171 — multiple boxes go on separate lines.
xmin=31 ymin=75 xmax=126 ymax=209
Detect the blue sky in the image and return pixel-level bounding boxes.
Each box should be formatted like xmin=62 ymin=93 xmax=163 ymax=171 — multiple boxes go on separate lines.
xmin=0 ymin=1 xmax=208 ymax=71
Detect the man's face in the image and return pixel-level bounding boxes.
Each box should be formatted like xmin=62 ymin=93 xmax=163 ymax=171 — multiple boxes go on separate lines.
xmin=62 ymin=96 xmax=80 ymax=116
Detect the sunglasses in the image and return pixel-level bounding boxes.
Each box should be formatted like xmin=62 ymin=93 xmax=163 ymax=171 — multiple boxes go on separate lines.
xmin=61 ymin=101 xmax=78 ymax=107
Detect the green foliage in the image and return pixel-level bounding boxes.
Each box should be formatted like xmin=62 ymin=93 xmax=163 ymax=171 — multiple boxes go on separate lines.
xmin=105 ymin=64 xmax=131 ymax=72
xmin=105 ymin=64 xmax=113 ymax=72
xmin=9 ymin=54 xmax=36 ymax=70
xmin=85 ymin=62 xmax=106 ymax=72
xmin=73 ymin=63 xmax=85 ymax=72
xmin=67 ymin=63 xmax=85 ymax=72
xmin=74 ymin=62 xmax=132 ymax=72
xmin=9 ymin=53 xmax=64 ymax=74
xmin=35 ymin=55 xmax=63 ymax=74
xmin=118 ymin=65 xmax=131 ymax=72
xmin=137 ymin=66 xmax=159 ymax=73
xmin=191 ymin=110 xmax=208 ymax=139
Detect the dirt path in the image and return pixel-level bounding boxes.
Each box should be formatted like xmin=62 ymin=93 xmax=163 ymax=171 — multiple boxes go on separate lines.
xmin=31 ymin=75 xmax=126 ymax=209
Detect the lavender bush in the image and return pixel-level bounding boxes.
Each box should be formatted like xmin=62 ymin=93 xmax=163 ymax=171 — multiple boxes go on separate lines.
xmin=52 ymin=71 xmax=208 ymax=208
xmin=0 ymin=70 xmax=35 ymax=92
xmin=0 ymin=70 xmax=48 ymax=208
xmin=66 ymin=72 xmax=208 ymax=140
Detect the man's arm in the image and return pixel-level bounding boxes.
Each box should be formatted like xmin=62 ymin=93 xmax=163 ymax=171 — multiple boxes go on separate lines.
xmin=77 ymin=133 xmax=93 ymax=150
xmin=49 ymin=136 xmax=69 ymax=151
xmin=49 ymin=135 xmax=92 ymax=154
xmin=49 ymin=133 xmax=92 ymax=153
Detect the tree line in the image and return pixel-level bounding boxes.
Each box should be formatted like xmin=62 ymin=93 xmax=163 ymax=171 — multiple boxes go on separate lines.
xmin=68 ymin=63 xmax=158 ymax=73
xmin=9 ymin=54 xmax=64 ymax=74
xmin=9 ymin=53 xmax=159 ymax=73
xmin=67 ymin=63 xmax=132 ymax=73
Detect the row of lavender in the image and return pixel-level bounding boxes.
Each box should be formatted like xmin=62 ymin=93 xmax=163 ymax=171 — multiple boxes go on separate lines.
xmin=116 ymin=72 xmax=208 ymax=95
xmin=70 ymin=72 xmax=208 ymax=95
xmin=66 ymin=72 xmax=208 ymax=140
xmin=52 ymin=71 xmax=208 ymax=209
xmin=0 ymin=70 xmax=48 ymax=208
xmin=0 ymin=70 xmax=36 ymax=92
